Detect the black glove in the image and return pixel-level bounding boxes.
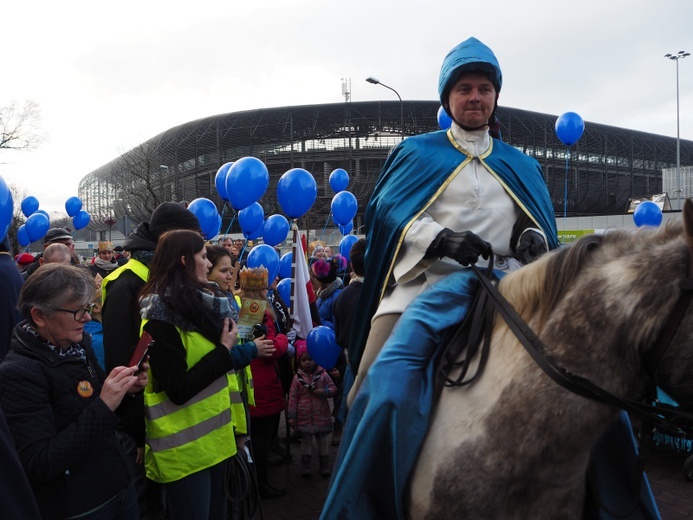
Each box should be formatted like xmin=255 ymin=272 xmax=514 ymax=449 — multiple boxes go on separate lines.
xmin=425 ymin=229 xmax=492 ymax=266
xmin=515 ymin=229 xmax=548 ymax=264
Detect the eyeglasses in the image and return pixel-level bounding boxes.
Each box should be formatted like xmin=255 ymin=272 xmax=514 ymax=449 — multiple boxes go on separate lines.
xmin=55 ymin=303 xmax=96 ymax=321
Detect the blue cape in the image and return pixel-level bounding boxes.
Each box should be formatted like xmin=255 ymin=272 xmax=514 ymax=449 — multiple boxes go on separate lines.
xmin=348 ymin=129 xmax=559 ymax=374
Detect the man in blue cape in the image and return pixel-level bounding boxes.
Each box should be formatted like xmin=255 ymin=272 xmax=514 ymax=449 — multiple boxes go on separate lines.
xmin=323 ymin=37 xmax=659 ymax=519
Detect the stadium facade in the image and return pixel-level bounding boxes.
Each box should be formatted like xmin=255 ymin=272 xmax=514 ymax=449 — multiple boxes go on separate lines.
xmin=78 ymin=100 xmax=693 ymax=236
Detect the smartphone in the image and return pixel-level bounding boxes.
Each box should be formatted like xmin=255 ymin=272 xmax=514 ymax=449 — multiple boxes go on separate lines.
xmin=252 ymin=323 xmax=267 ymax=339
xmin=129 ymin=331 xmax=154 ymax=371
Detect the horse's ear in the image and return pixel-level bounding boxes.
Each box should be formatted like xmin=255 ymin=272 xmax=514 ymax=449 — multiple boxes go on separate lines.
xmin=683 ymin=199 xmax=693 ymax=248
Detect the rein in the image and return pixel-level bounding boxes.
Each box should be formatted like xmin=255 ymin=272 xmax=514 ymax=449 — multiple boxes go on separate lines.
xmin=442 ymin=252 xmax=693 ymax=438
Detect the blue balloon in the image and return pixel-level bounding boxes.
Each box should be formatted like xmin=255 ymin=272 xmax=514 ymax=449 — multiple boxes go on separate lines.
xmin=247 ymin=244 xmax=280 ymax=286
xmin=329 ymin=168 xmax=349 ymax=193
xmin=0 ymin=176 xmax=13 ymax=242
xmin=339 ymin=234 xmax=359 ymax=262
xmin=276 ymin=278 xmax=291 ymax=306
xmin=20 ymin=196 xmax=39 ymax=218
xmin=73 ymin=210 xmax=91 ymax=230
xmin=437 ymin=106 xmax=452 ymax=130
xmin=279 ymin=251 xmax=293 ymax=279
xmin=277 ymin=168 xmax=317 ymax=219
xmin=225 ymin=157 xmax=269 ymax=211
xmin=555 ymin=112 xmax=585 ymax=146
xmin=633 ymin=201 xmax=663 ymax=228
xmin=64 ymin=196 xmax=82 ymax=217
xmin=243 ymin=224 xmax=264 ymax=241
xmin=17 ymin=225 xmax=30 ymax=247
xmin=188 ymin=198 xmax=219 ymax=237
xmin=239 ymin=202 xmax=265 ymax=235
xmin=25 ymin=212 xmax=50 ymax=242
xmin=331 ymin=191 xmax=358 ymax=226
xmin=307 ymin=326 xmax=340 ymax=370
xmin=339 ymin=221 xmax=353 ymax=235
xmin=204 ymin=214 xmax=222 ymax=240
xmin=263 ymin=214 xmax=290 ymax=247
xmin=214 ymin=162 xmax=233 ymax=202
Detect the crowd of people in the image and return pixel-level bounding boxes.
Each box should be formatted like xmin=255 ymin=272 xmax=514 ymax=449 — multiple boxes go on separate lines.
xmin=0 ymin=34 xmax=658 ymax=520
xmin=0 ymin=198 xmax=364 ymax=519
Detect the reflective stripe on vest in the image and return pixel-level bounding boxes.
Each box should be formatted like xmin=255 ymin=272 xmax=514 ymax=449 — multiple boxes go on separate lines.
xmin=148 ymin=407 xmax=232 ymax=452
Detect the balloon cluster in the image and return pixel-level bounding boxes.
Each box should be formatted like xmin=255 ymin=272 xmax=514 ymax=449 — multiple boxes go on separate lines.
xmin=65 ymin=196 xmax=91 ymax=231
xmin=329 ymin=169 xmax=357 ymax=235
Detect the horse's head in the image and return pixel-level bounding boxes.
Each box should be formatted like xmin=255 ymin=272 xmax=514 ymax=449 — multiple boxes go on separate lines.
xmin=500 ymin=199 xmax=693 ymax=402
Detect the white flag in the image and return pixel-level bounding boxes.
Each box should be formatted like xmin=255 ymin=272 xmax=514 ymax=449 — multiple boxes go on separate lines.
xmin=291 ymin=224 xmax=314 ymax=339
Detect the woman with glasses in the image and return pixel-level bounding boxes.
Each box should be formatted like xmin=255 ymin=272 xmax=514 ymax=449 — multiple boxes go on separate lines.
xmin=0 ymin=263 xmax=147 ymax=520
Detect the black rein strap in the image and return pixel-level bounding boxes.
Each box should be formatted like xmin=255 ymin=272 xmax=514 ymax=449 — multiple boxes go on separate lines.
xmin=469 ymin=262 xmax=693 ymax=438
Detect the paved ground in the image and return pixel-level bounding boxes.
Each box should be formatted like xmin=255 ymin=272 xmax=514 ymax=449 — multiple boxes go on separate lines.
xmin=254 ymin=416 xmax=693 ymax=520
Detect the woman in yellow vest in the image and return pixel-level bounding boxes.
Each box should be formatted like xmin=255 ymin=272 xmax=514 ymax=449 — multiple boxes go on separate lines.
xmin=138 ymin=230 xmax=275 ymax=520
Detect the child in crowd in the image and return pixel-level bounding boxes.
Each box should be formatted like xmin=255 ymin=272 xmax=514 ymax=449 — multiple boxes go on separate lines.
xmin=287 ymin=343 xmax=337 ymax=477
xmin=84 ymin=274 xmax=105 ymax=370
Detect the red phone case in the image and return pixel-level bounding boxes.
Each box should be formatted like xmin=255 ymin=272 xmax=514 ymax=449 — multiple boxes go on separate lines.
xmin=129 ymin=331 xmax=154 ymax=368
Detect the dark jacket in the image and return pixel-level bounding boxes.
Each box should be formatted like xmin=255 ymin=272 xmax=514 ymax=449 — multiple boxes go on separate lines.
xmin=0 ymin=323 xmax=131 ymax=520
xmin=0 ymin=253 xmax=23 ymax=360
xmin=102 ymin=268 xmax=148 ymax=444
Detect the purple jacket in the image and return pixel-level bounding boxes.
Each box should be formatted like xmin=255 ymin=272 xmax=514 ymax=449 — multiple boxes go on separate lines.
xmin=288 ymin=368 xmax=337 ymax=434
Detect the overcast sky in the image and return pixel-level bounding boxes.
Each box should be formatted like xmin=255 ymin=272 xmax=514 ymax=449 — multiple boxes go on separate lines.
xmin=2 ymin=0 xmax=692 ymax=214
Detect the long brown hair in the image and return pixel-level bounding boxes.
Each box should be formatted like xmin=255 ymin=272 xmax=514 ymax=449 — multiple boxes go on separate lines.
xmin=140 ymin=229 xmax=208 ymax=316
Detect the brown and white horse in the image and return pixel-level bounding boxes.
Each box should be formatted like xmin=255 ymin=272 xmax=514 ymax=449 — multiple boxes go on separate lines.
xmin=407 ymin=200 xmax=693 ymax=519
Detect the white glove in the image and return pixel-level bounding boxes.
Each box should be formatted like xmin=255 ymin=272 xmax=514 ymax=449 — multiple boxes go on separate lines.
xmin=286 ymin=329 xmax=297 ymax=342
xmin=287 ymin=343 xmax=296 ymax=356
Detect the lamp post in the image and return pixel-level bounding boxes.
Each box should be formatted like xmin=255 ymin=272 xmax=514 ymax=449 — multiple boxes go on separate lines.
xmin=366 ymin=76 xmax=404 ymax=139
xmin=665 ymin=50 xmax=690 ymax=209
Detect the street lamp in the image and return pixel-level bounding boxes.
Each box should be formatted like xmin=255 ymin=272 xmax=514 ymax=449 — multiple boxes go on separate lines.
xmin=665 ymin=50 xmax=690 ymax=209
xmin=366 ymin=76 xmax=405 ymax=139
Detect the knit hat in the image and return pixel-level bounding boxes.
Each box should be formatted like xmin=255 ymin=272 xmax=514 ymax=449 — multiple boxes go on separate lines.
xmin=149 ymin=202 xmax=200 ymax=242
xmin=240 ymin=267 xmax=268 ymax=291
xmin=295 ymin=340 xmax=308 ymax=360
xmin=98 ymin=241 xmax=113 ymax=252
xmin=44 ymin=227 xmax=73 ymax=244
xmin=311 ymin=258 xmax=337 ymax=284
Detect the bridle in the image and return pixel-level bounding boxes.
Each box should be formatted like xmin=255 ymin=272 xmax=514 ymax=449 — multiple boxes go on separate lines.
xmin=439 ymin=249 xmax=693 ymax=437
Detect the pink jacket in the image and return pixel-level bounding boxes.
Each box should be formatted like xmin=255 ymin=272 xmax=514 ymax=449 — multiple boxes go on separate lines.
xmin=288 ymin=368 xmax=337 ymax=434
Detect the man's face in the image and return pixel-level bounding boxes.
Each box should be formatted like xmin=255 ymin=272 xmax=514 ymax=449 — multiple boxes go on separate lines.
xmin=222 ymin=239 xmax=233 ymax=252
xmin=446 ymin=72 xmax=497 ymax=130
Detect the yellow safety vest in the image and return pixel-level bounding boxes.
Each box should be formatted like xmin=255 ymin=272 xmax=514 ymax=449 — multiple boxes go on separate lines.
xmin=143 ymin=321 xmax=237 ymax=483
xmin=101 ymin=259 xmax=150 ymax=305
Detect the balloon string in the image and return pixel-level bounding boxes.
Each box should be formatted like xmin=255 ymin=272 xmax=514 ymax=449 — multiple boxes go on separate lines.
xmin=564 ymin=147 xmax=570 ymax=224
xmin=223 ymin=211 xmax=237 ymax=237
xmin=318 ymin=212 xmax=331 ymax=245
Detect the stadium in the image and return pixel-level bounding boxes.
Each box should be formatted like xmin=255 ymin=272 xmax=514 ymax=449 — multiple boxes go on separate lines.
xmin=78 ymin=100 xmax=693 ymax=238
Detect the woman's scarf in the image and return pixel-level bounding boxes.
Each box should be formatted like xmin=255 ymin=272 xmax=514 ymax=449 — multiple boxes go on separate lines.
xmin=140 ymin=288 xmax=233 ymax=344
xmin=94 ymin=257 xmax=118 ymax=272
xmin=22 ymin=323 xmax=87 ymax=362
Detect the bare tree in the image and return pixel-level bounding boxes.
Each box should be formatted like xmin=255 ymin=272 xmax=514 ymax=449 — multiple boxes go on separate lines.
xmin=0 ymin=100 xmax=44 ymax=151
xmin=7 ymin=183 xmax=27 ymax=255
xmin=112 ymin=140 xmax=171 ymax=222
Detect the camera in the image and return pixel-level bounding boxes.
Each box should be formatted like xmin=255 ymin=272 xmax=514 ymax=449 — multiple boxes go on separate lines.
xmin=252 ymin=323 xmax=267 ymax=339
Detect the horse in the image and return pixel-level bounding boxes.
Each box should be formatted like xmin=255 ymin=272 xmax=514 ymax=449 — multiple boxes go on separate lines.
xmin=404 ymin=201 xmax=693 ymax=519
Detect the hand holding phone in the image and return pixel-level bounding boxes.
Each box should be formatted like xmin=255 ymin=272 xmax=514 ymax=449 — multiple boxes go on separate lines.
xmin=129 ymin=332 xmax=154 ymax=372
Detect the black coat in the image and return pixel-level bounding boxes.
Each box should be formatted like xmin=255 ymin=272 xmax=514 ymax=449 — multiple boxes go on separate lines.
xmin=0 ymin=323 xmax=131 ymax=520
xmin=0 ymin=253 xmax=23 ymax=360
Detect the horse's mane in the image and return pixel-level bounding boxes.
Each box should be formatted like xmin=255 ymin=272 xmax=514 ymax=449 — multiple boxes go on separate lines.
xmin=499 ymin=218 xmax=686 ymax=331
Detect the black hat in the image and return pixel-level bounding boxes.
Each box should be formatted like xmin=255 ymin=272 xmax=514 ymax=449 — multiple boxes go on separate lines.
xmin=149 ymin=202 xmax=200 ymax=242
xmin=113 ymin=245 xmax=124 ymax=252
xmin=44 ymin=228 xmax=73 ymax=244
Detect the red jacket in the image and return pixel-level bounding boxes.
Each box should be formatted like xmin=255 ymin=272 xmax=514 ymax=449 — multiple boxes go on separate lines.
xmin=249 ymin=311 xmax=288 ymax=418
